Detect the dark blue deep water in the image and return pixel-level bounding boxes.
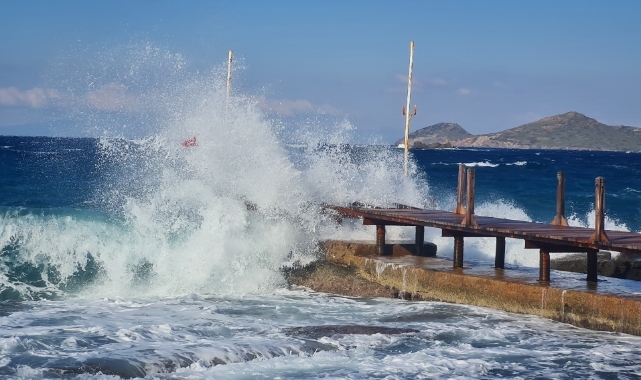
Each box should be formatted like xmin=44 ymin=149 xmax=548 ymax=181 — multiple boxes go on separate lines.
xmin=3 ymin=137 xmax=639 ymax=230
xmin=412 ymin=148 xmax=641 ymax=231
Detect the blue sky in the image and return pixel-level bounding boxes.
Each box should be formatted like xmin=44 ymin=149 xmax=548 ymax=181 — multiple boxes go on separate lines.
xmin=1 ymin=0 xmax=640 ymax=142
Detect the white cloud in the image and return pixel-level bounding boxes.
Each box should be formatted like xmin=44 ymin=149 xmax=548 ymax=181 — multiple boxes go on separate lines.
xmin=256 ymin=95 xmax=341 ymax=116
xmin=85 ymin=83 xmax=139 ymax=111
xmin=458 ymin=88 xmax=472 ymax=95
xmin=427 ymin=78 xmax=448 ymax=86
xmin=0 ymin=87 xmax=61 ymax=108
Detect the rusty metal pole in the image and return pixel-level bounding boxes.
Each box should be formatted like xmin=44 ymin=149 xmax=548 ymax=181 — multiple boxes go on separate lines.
xmin=495 ymin=237 xmax=506 ymax=269
xmin=539 ymin=250 xmax=550 ymax=283
xmin=453 ymin=164 xmax=466 ymax=214
xmin=415 ymin=226 xmax=424 ymax=256
xmin=590 ymin=177 xmax=610 ymax=244
xmin=453 ymin=236 xmax=464 ymax=269
xmin=551 ymin=171 xmax=569 ymax=226
xmin=403 ymin=41 xmax=415 ymax=177
xmin=376 ymin=224 xmax=387 ymax=256
xmin=587 ymin=249 xmax=598 ymax=282
xmin=462 ymin=168 xmax=478 ymax=227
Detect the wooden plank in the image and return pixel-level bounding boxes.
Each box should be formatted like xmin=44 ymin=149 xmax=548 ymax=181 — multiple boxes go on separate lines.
xmin=336 ymin=204 xmax=641 ymax=255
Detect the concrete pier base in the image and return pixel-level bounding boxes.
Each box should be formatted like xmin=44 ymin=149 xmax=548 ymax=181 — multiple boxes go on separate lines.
xmin=328 ymin=240 xmax=437 ymax=257
xmin=295 ymin=240 xmax=641 ymax=336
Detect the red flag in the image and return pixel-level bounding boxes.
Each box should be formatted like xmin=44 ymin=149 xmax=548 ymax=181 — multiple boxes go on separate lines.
xmin=182 ymin=137 xmax=197 ymax=147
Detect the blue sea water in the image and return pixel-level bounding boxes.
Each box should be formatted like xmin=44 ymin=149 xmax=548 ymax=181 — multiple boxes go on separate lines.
xmin=1 ymin=132 xmax=641 ymax=378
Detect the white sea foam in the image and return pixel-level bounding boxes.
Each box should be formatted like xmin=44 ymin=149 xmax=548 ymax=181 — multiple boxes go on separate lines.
xmin=2 ymin=291 xmax=640 ymax=378
xmin=461 ymin=161 xmax=499 ymax=167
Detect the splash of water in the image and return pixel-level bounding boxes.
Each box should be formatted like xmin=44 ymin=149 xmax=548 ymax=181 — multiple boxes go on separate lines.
xmin=0 ymin=44 xmax=431 ymax=300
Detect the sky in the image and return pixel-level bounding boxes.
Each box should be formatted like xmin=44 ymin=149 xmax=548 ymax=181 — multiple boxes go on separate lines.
xmin=1 ymin=0 xmax=640 ymax=143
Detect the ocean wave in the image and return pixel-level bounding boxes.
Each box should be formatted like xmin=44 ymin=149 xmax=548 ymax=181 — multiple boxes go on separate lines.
xmin=461 ymin=161 xmax=499 ymax=168
xmin=1 ymin=53 xmax=432 ymax=300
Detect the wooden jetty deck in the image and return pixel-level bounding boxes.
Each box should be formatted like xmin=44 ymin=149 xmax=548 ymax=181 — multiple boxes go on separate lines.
xmin=330 ymin=165 xmax=641 ymax=284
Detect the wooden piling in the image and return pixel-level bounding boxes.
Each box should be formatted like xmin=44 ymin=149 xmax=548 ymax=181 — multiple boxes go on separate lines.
xmin=539 ymin=250 xmax=550 ymax=282
xmin=415 ymin=226 xmax=425 ymax=256
xmin=462 ymin=168 xmax=478 ymax=227
xmin=453 ymin=164 xmax=466 ymax=214
xmin=495 ymin=237 xmax=506 ymax=269
xmin=376 ymin=224 xmax=388 ymax=256
xmin=587 ymin=249 xmax=598 ymax=282
xmin=453 ymin=236 xmax=464 ymax=268
xmin=551 ymin=171 xmax=569 ymax=226
xmin=589 ymin=177 xmax=610 ymax=244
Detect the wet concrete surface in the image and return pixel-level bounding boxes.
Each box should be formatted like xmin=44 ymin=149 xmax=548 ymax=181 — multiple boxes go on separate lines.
xmin=293 ymin=240 xmax=641 ymax=336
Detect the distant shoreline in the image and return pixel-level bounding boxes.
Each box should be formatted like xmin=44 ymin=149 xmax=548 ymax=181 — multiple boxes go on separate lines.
xmin=398 ymin=112 xmax=641 ymax=153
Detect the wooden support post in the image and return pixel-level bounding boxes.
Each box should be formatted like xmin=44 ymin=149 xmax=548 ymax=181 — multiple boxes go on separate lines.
xmin=587 ymin=249 xmax=598 ymax=282
xmin=495 ymin=237 xmax=506 ymax=269
xmin=376 ymin=225 xmax=388 ymax=256
xmin=589 ymin=177 xmax=610 ymax=244
xmin=453 ymin=164 xmax=466 ymax=214
xmin=415 ymin=226 xmax=424 ymax=256
xmin=551 ymin=171 xmax=569 ymax=226
xmin=453 ymin=236 xmax=464 ymax=268
xmin=538 ymin=250 xmax=550 ymax=283
xmin=462 ymin=168 xmax=478 ymax=227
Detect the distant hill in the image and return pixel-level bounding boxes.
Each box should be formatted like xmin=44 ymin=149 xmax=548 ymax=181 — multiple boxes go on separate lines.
xmin=399 ymin=112 xmax=641 ymax=151
xmin=395 ymin=123 xmax=472 ymax=147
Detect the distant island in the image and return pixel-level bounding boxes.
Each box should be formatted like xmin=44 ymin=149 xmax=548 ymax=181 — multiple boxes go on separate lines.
xmin=396 ymin=112 xmax=641 ymax=151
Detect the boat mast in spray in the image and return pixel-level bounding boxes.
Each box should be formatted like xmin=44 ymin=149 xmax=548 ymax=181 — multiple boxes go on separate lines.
xmin=403 ymin=41 xmax=416 ymax=177
xmin=226 ymin=50 xmax=233 ymax=102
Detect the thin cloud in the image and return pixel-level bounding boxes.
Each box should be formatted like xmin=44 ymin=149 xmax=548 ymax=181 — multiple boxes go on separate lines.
xmin=0 ymin=87 xmax=61 ymax=108
xmin=458 ymin=88 xmax=472 ymax=96
xmin=256 ymin=95 xmax=342 ymax=116
xmin=427 ymin=78 xmax=448 ymax=86
xmin=85 ymin=83 xmax=139 ymax=111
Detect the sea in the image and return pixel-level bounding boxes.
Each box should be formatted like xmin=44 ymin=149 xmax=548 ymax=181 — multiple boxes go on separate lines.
xmin=2 ymin=52 xmax=641 ymax=378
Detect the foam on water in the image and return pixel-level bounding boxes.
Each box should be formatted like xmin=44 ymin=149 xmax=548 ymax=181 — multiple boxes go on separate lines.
xmin=2 ymin=291 xmax=641 ymax=379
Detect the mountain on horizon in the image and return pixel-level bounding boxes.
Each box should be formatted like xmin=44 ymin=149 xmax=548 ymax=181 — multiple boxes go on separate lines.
xmin=395 ymin=122 xmax=472 ymax=146
xmin=399 ymin=112 xmax=641 ymax=151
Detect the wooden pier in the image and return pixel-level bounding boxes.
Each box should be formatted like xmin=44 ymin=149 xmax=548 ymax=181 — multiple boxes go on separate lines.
xmin=331 ymin=164 xmax=641 ymax=284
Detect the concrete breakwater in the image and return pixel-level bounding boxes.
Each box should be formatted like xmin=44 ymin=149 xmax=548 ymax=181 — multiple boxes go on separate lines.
xmin=288 ymin=240 xmax=641 ymax=336
xmin=551 ymin=252 xmax=641 ymax=281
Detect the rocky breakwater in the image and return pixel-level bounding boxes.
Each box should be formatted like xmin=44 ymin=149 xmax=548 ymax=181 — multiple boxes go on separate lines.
xmin=552 ymin=251 xmax=641 ymax=281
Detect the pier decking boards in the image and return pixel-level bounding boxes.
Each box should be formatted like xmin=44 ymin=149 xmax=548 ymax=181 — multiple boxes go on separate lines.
xmin=329 ymin=165 xmax=641 ymax=284
xmin=334 ymin=206 xmax=641 ymax=254
xmin=331 ymin=205 xmax=641 ymax=283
